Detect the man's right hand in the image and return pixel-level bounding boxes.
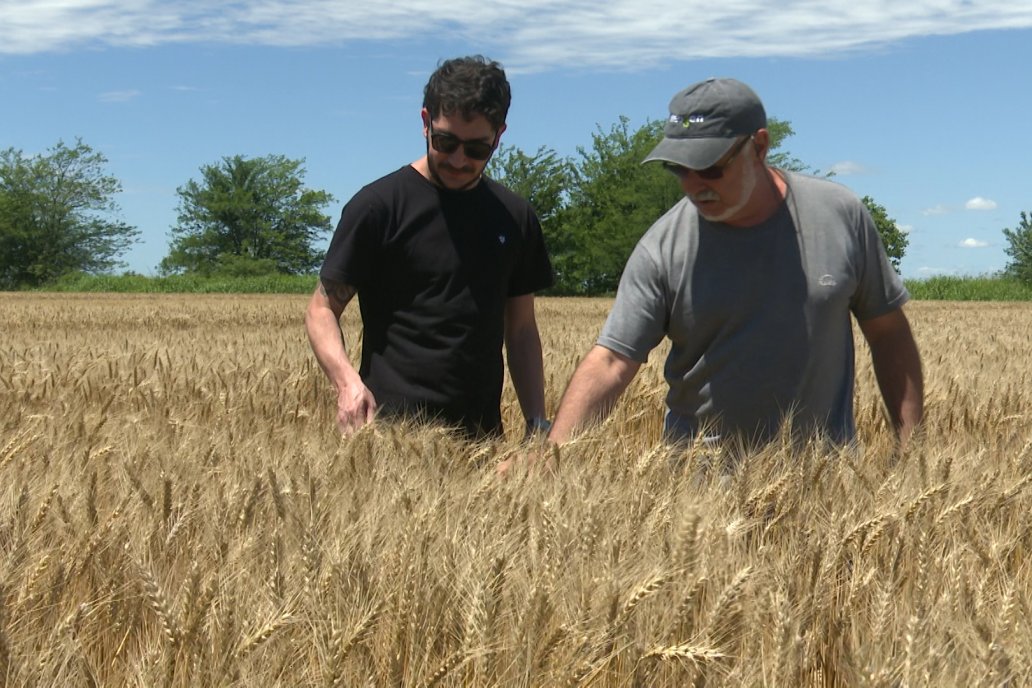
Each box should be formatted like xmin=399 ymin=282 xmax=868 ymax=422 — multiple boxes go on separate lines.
xmin=336 ymin=384 xmax=378 ymax=434
xmin=495 ymin=441 xmax=559 ymax=478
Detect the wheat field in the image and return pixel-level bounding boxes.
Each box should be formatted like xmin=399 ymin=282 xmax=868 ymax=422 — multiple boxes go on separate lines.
xmin=1 ymin=293 xmax=1030 ymax=687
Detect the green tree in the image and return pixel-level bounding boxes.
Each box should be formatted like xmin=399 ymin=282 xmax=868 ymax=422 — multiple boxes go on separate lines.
xmin=551 ymin=115 xmax=813 ymax=294
xmin=557 ymin=117 xmax=682 ymax=294
xmin=488 ymin=144 xmax=571 ymax=228
xmin=766 ymin=118 xmax=811 ymax=173
xmin=162 ymin=155 xmax=334 ymax=276
xmin=0 ymin=139 xmax=138 ymax=289
xmin=488 ymin=144 xmax=578 ymax=293
xmin=1002 ymin=211 xmax=1032 ymax=283
xmin=860 ymin=196 xmax=909 ymax=273
xmin=485 ymin=115 xmax=908 ymax=294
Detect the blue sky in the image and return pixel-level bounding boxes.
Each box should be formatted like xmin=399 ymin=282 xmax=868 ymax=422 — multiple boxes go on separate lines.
xmin=2 ymin=1 xmax=1030 ymax=279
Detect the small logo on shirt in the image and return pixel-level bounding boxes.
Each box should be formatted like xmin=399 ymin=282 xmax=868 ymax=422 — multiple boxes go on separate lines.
xmin=818 ymin=274 xmax=837 ymax=287
xmin=498 ymin=235 xmax=507 ymax=245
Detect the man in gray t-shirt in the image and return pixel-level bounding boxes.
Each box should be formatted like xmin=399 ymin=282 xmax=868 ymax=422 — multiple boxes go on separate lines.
xmin=542 ymin=78 xmax=923 ymax=453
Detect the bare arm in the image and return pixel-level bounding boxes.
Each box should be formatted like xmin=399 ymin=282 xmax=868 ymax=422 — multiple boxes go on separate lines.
xmin=303 ymin=278 xmax=377 ymax=433
xmin=858 ymin=307 xmax=924 ymax=448
xmin=504 ymin=294 xmax=547 ymax=425
xmin=548 ymin=345 xmax=642 ymax=444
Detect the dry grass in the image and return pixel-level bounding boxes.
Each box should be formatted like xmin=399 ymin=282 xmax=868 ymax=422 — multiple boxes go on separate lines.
xmin=1 ymin=292 xmax=1031 ymax=687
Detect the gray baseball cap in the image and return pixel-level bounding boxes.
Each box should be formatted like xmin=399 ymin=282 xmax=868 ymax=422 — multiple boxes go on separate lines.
xmin=643 ymin=78 xmax=767 ymax=169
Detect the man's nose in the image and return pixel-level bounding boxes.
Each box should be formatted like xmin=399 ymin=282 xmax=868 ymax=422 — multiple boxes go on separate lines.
xmin=445 ymin=147 xmax=471 ymax=166
xmin=677 ymin=171 xmax=711 ymax=194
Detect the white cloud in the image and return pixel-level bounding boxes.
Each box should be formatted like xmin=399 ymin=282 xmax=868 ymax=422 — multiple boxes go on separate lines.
xmin=959 ymin=238 xmax=990 ymax=248
xmin=898 ymin=224 xmax=913 ymax=234
xmin=922 ymin=205 xmax=951 ymax=216
xmin=98 ymin=89 xmax=141 ymax=102
xmin=965 ymin=196 xmax=998 ymax=210
xmin=828 ymin=160 xmax=866 ymax=176
xmin=1 ymin=2 xmax=1031 ymax=72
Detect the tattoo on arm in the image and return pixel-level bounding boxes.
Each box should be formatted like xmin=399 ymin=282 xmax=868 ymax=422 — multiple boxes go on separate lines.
xmin=319 ymin=279 xmax=357 ymax=311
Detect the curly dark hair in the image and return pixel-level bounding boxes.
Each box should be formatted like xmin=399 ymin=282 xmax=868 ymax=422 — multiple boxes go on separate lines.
xmin=423 ymin=55 xmax=511 ymax=131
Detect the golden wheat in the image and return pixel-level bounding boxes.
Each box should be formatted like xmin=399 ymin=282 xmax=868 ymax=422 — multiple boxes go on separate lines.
xmin=0 ymin=293 xmax=1031 ymax=686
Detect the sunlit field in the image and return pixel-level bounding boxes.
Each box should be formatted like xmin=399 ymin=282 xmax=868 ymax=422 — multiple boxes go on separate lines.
xmin=2 ymin=293 xmax=1030 ymax=687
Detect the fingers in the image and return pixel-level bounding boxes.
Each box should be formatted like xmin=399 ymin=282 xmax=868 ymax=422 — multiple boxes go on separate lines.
xmin=337 ymin=388 xmax=377 ymax=435
xmin=495 ymin=443 xmax=560 ymax=479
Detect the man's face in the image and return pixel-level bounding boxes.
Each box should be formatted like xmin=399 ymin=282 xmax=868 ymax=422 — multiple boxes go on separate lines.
xmin=422 ymin=109 xmax=503 ymax=191
xmin=668 ymin=134 xmax=764 ymax=225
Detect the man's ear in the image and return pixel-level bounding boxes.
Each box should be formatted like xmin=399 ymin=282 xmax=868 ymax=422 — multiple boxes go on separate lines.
xmin=752 ymin=128 xmax=770 ymax=162
xmin=494 ymin=122 xmax=508 ymax=147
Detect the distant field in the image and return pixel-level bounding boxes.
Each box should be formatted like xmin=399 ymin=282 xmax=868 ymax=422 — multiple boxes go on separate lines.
xmin=2 ymin=294 xmax=1031 ymax=686
xmin=39 ymin=271 xmax=1032 ymax=301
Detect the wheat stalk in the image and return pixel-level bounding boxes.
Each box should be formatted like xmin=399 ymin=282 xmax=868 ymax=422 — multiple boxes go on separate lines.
xmin=418 ymin=649 xmax=471 ymax=688
xmin=236 ymin=611 xmax=294 ymax=660
xmin=0 ymin=432 xmax=42 ymax=474
xmin=643 ymin=641 xmax=727 ymax=665
xmin=613 ymin=572 xmax=673 ymax=632
xmin=136 ymin=559 xmax=181 ymax=648
xmin=325 ymin=602 xmax=383 ymax=688
xmin=705 ymin=566 xmax=754 ymax=647
xmin=29 ymin=485 xmax=59 ymax=532
xmin=901 ymin=483 xmax=949 ymax=522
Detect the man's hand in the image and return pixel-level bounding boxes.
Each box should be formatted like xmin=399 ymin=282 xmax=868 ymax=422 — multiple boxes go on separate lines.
xmin=495 ymin=441 xmax=559 ymax=477
xmin=336 ymin=383 xmax=378 ymax=434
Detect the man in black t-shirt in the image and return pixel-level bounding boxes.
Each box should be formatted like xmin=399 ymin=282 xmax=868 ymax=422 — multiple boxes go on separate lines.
xmin=305 ymin=56 xmax=554 ymax=439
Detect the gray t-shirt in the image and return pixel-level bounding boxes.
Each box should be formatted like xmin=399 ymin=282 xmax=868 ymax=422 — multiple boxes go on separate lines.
xmin=598 ymin=171 xmax=908 ymax=446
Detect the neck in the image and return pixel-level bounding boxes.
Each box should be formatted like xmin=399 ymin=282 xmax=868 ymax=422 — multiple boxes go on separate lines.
xmin=723 ymin=165 xmax=787 ymax=227
xmin=412 ymin=155 xmax=482 ymax=191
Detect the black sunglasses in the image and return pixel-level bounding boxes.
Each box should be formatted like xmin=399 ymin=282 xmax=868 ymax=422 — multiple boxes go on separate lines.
xmin=663 ymin=135 xmax=753 ymax=181
xmin=428 ymin=122 xmax=497 ymax=161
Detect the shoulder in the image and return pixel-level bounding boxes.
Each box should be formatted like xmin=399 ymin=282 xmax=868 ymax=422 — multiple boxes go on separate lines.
xmin=640 ymin=197 xmax=698 ymax=249
xmin=782 ymin=171 xmax=866 ymax=213
xmin=357 ymin=166 xmax=427 ymax=199
xmin=479 ymin=176 xmax=535 ymax=212
xmin=344 ymin=167 xmax=435 ymax=222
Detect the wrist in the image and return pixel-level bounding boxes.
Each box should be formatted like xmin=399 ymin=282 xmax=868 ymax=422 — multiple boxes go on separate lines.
xmin=525 ymin=417 xmax=552 ymax=435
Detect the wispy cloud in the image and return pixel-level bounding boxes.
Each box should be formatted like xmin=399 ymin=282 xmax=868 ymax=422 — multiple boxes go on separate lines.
xmin=98 ymin=89 xmax=141 ymax=102
xmin=2 ymin=2 xmax=1031 ymax=72
xmin=898 ymin=224 xmax=913 ymax=234
xmin=922 ymin=205 xmax=951 ymax=216
xmin=965 ymin=196 xmax=998 ymax=210
xmin=959 ymin=238 xmax=990 ymax=248
xmin=829 ymin=160 xmax=866 ymax=176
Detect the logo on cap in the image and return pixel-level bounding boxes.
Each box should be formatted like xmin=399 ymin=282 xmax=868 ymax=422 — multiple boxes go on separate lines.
xmin=670 ymin=113 xmax=706 ymax=129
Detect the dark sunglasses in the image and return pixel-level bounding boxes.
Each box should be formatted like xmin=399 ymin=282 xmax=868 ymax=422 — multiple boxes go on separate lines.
xmin=428 ymin=122 xmax=497 ymax=161
xmin=663 ymin=135 xmax=753 ymax=181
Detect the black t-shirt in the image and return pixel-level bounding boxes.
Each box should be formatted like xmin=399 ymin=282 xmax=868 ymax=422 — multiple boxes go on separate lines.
xmin=320 ymin=165 xmax=553 ymax=437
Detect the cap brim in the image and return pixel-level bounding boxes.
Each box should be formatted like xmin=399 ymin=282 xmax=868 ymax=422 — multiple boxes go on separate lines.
xmin=642 ymin=136 xmax=738 ymax=169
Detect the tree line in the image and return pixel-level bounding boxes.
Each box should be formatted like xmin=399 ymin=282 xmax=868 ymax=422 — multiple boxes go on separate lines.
xmin=2 ymin=124 xmax=1029 ymax=292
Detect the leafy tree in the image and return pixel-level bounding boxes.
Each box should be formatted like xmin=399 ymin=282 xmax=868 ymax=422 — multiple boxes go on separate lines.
xmin=486 ymin=115 xmax=908 ymax=294
xmin=557 ymin=117 xmax=682 ymax=294
xmin=162 ymin=155 xmax=334 ymax=276
xmin=553 ymin=115 xmax=816 ymax=295
xmin=488 ymin=144 xmax=573 ymax=286
xmin=766 ymin=118 xmax=812 ymax=173
xmin=860 ymin=196 xmax=909 ymax=273
xmin=1002 ymin=211 xmax=1032 ymax=283
xmin=0 ymin=139 xmax=138 ymax=289
xmin=488 ymin=144 xmax=571 ymax=228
